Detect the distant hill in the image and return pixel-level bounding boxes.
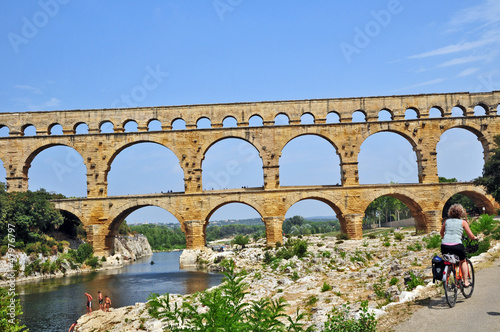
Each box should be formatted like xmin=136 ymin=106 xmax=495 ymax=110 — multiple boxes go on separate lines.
xmin=208 ymin=216 xmax=338 ymax=227
xmin=130 ymin=216 xmax=339 ymax=228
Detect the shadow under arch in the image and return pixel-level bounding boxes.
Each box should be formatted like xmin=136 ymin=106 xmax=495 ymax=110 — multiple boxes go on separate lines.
xmin=279 ymin=133 xmax=342 ymax=186
xmin=361 ymin=192 xmax=428 ymax=233
xmin=201 ymin=136 xmax=264 ymax=190
xmin=106 ymin=140 xmax=185 ymax=195
xmin=440 ymin=189 xmax=497 ymax=218
xmin=55 ymin=209 xmax=88 ymax=248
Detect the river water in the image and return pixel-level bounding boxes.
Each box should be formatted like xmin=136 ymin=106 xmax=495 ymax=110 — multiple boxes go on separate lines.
xmin=17 ymin=251 xmax=224 ymax=331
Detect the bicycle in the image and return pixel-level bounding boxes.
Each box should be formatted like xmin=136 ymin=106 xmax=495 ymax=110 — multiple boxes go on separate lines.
xmin=441 ymin=238 xmax=478 ymax=307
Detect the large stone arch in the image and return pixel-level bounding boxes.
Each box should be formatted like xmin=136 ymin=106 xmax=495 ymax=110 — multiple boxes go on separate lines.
xmin=105 ymin=140 xmax=183 ymax=184
xmin=106 ymin=201 xmax=184 ymax=253
xmin=357 ymin=130 xmax=420 ymax=184
xmin=438 ymin=187 xmax=497 ymax=217
xmin=202 ymin=200 xmax=264 ymax=246
xmin=54 ymin=202 xmax=89 ymax=226
xmin=284 ymin=195 xmax=346 ymax=232
xmin=438 ymin=124 xmax=493 ymax=163
xmin=24 ymin=142 xmax=87 ymax=176
xmin=200 ymin=136 xmax=264 ymax=190
xmin=360 ymin=188 xmax=428 ymax=233
xmin=279 ymin=133 xmax=342 ymax=186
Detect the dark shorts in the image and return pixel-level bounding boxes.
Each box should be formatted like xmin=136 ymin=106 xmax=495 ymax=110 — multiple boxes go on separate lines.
xmin=441 ymin=243 xmax=466 ymax=261
xmin=99 ymin=299 xmax=103 ymax=305
xmin=87 ymin=301 xmax=91 ymax=308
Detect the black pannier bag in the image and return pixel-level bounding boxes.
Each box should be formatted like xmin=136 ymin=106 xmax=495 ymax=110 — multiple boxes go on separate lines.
xmin=432 ymin=256 xmax=445 ymax=282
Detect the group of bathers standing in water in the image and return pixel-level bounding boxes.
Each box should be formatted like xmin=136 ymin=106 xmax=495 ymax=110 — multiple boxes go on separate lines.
xmin=70 ymin=291 xmax=112 ymax=331
xmin=85 ymin=291 xmax=112 ymax=314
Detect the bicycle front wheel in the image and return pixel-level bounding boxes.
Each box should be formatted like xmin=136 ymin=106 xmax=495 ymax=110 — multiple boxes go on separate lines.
xmin=443 ymin=267 xmax=458 ymax=307
xmin=461 ymin=258 xmax=475 ymax=298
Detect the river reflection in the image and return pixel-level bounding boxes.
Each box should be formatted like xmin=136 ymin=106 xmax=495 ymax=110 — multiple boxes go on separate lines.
xmin=18 ymin=251 xmax=223 ymax=332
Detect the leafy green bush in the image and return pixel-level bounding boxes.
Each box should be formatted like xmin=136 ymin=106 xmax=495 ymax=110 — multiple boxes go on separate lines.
xmin=470 ymin=214 xmax=496 ymax=235
xmin=323 ymin=301 xmax=377 ymax=332
xmin=321 ymin=282 xmax=332 ymax=292
xmin=389 ymin=277 xmax=398 ymax=286
xmin=25 ymin=242 xmax=41 ymax=255
xmin=394 ymin=232 xmax=404 ymax=241
xmin=407 ymin=242 xmax=422 ymax=251
xmin=292 ymin=239 xmax=308 ymax=258
xmin=337 ymin=233 xmax=350 ymax=240
xmin=0 ymin=288 xmax=27 ymax=331
xmin=76 ymin=243 xmax=94 ymax=263
xmin=85 ymin=256 xmax=101 ymax=269
xmin=467 ymin=238 xmax=490 ymax=258
xmin=148 ymin=260 xmax=313 ymax=331
xmin=406 ymin=271 xmax=425 ymax=291
xmin=367 ymin=233 xmax=377 ymax=239
xmin=423 ymin=234 xmax=441 ymax=249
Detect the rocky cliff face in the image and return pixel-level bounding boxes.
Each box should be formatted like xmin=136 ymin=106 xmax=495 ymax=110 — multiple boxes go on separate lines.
xmin=113 ymin=235 xmax=153 ymax=261
xmin=0 ymin=234 xmax=153 ymax=286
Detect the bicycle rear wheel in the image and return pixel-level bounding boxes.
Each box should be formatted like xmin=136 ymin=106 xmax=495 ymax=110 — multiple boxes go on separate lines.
xmin=443 ymin=267 xmax=458 ymax=307
xmin=461 ymin=258 xmax=475 ymax=298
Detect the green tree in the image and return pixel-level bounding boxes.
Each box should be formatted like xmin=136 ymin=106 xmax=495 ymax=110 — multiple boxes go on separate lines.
xmin=232 ymin=235 xmax=250 ymax=248
xmin=0 ymin=287 xmax=27 ymax=331
xmin=364 ymin=196 xmax=410 ymax=225
xmin=118 ymin=220 xmax=131 ymax=235
xmin=76 ymin=243 xmax=94 ymax=263
xmin=0 ymin=188 xmax=65 ymax=246
xmin=474 ymin=135 xmax=500 ymax=203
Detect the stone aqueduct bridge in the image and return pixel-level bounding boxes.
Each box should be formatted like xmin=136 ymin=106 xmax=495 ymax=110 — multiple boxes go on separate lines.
xmin=1 ymin=91 xmax=500 ymax=255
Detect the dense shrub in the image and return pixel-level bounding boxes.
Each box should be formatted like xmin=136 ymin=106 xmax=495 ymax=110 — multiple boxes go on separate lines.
xmin=76 ymin=243 xmax=94 ymax=263
xmin=470 ymin=214 xmax=496 ymax=235
xmin=423 ymin=234 xmax=441 ymax=249
xmin=85 ymin=256 xmax=101 ymax=269
xmin=148 ymin=260 xmax=313 ymax=331
xmin=406 ymin=271 xmax=425 ymax=291
xmin=323 ymin=301 xmax=377 ymax=332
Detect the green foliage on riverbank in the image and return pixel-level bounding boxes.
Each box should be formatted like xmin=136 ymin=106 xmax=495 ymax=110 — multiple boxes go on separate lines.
xmin=0 ymin=184 xmax=64 ymax=247
xmin=130 ymin=224 xmax=186 ymax=251
xmin=0 ymin=288 xmax=27 ymax=332
xmin=148 ymin=260 xmax=315 ymax=331
xmin=0 ymin=183 xmax=87 ymax=258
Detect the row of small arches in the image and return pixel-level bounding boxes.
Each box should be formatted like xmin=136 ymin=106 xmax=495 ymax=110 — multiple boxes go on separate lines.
xmin=0 ymin=104 xmax=496 ymax=137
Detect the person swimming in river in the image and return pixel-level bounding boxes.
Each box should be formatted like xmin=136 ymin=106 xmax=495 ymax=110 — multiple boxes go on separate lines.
xmin=85 ymin=292 xmax=92 ymax=315
xmin=104 ymin=295 xmax=112 ymax=312
xmin=98 ymin=290 xmax=104 ymax=310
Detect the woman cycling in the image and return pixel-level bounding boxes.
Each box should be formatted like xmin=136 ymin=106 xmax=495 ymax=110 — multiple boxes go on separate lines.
xmin=440 ymin=203 xmax=477 ymax=287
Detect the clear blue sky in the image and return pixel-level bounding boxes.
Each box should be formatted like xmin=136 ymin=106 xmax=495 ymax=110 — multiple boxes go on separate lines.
xmin=0 ymin=1 xmax=498 ymax=224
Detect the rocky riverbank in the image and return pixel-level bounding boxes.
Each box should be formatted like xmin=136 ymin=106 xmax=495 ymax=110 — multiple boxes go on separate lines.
xmin=0 ymin=234 xmax=152 ymax=286
xmin=73 ymin=230 xmax=500 ymax=331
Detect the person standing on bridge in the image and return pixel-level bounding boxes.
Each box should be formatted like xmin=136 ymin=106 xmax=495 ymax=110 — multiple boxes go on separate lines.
xmin=440 ymin=203 xmax=477 ymax=287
